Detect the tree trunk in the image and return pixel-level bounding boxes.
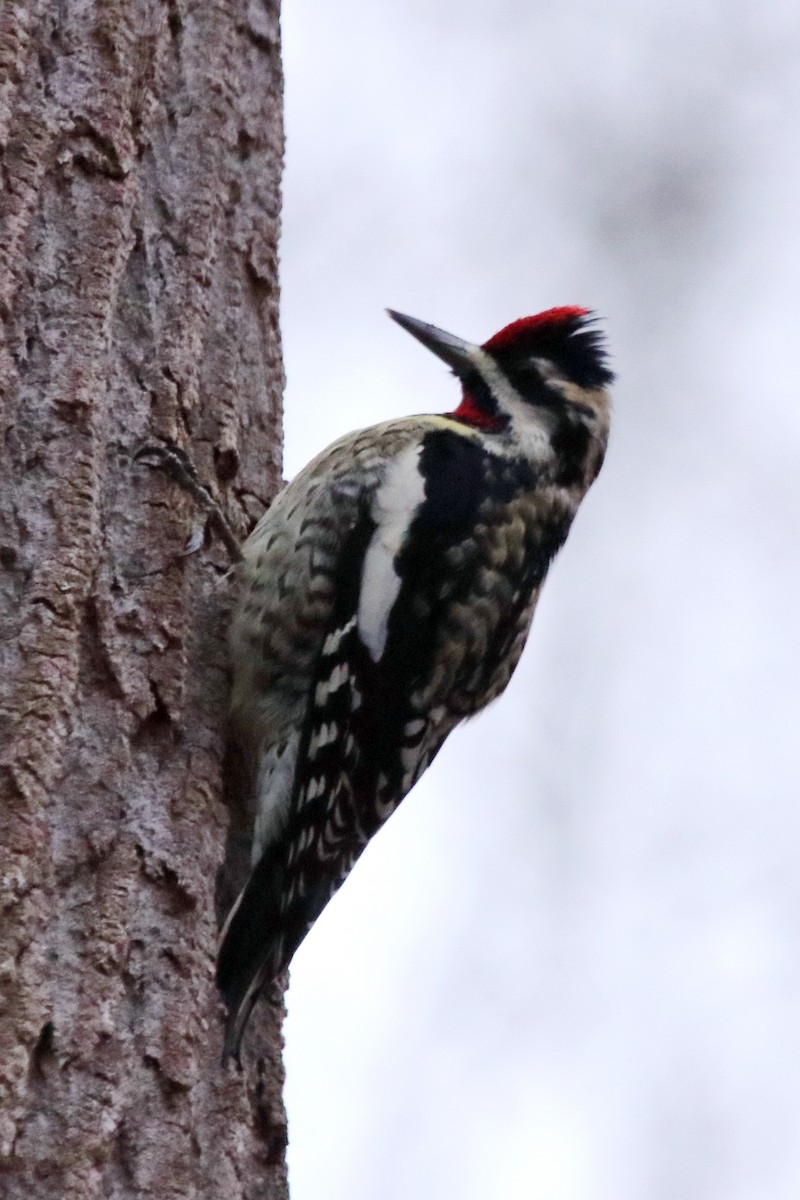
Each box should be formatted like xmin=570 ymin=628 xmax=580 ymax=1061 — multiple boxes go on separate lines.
xmin=0 ymin=2 xmax=287 ymax=1196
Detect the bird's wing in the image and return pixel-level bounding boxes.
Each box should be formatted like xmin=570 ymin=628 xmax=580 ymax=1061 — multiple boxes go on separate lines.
xmin=218 ymin=421 xmax=438 ymax=1055
xmin=217 ymin=422 xmax=571 ymax=1058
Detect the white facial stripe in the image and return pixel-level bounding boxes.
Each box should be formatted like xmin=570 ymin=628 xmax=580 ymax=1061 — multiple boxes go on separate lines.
xmin=466 ymin=345 xmax=553 ymax=462
xmin=530 ymin=356 xmax=563 ymax=383
xmin=358 ymin=444 xmax=426 ymax=662
xmin=465 ymin=344 xmax=525 ymax=406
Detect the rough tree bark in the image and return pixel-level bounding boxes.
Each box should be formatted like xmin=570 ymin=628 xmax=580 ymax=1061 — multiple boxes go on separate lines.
xmin=0 ymin=2 xmax=287 ymax=1196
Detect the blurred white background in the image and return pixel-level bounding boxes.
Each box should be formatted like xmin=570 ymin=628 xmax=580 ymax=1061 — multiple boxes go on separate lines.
xmin=277 ymin=2 xmax=800 ymax=1197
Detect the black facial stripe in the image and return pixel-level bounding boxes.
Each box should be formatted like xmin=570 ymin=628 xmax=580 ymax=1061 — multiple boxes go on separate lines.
xmin=497 ymin=363 xmax=599 ymax=423
xmin=488 ymin=319 xmax=614 ymax=390
xmin=497 ymin=361 xmax=559 ymax=407
xmin=458 ymin=368 xmax=496 ymax=411
xmin=549 ymin=417 xmax=592 ymax=487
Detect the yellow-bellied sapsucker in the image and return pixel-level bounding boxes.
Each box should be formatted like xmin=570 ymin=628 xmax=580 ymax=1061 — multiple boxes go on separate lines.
xmin=218 ymin=307 xmax=613 ymax=1055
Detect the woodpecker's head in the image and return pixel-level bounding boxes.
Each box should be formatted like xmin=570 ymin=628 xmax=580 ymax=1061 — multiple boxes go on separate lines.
xmin=387 ymin=307 xmax=612 ymax=479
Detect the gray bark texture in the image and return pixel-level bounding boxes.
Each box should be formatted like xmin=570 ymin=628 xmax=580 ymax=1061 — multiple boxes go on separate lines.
xmin=0 ymin=1 xmax=288 ymax=1196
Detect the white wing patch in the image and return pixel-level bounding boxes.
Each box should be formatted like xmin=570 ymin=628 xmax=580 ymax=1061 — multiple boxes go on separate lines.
xmin=322 ymin=616 xmax=356 ymax=657
xmin=308 ymin=720 xmax=339 ymax=759
xmin=252 ymin=730 xmax=300 ymax=864
xmin=314 ymin=662 xmax=350 ymax=706
xmin=358 ymin=444 xmax=427 ymax=662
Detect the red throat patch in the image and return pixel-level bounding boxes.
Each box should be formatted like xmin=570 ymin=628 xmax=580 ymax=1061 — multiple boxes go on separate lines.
xmin=450 ymin=391 xmax=506 ymax=431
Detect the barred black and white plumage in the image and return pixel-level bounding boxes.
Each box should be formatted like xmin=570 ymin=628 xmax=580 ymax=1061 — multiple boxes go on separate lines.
xmin=217 ymin=306 xmax=613 ymax=1057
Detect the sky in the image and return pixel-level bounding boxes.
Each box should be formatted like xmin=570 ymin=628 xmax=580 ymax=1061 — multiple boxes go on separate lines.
xmin=276 ymin=3 xmax=800 ymax=1197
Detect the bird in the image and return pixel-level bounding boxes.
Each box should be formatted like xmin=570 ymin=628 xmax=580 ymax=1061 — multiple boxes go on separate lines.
xmin=217 ymin=305 xmax=613 ymax=1057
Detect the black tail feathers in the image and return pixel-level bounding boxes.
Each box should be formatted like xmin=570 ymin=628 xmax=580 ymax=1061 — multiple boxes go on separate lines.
xmin=216 ymin=836 xmax=357 ymax=1060
xmin=216 ymin=843 xmax=288 ymax=1062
